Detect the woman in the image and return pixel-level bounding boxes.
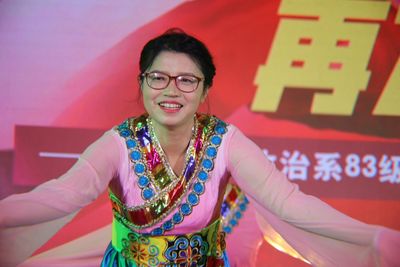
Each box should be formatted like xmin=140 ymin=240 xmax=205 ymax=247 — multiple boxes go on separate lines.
xmin=1 ymin=29 xmax=399 ymax=267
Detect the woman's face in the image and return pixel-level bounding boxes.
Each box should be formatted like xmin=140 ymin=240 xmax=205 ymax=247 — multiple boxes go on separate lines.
xmin=141 ymin=51 xmax=207 ymax=129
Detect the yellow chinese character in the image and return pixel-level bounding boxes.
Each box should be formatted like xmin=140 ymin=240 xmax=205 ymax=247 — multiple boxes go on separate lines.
xmin=252 ymin=0 xmax=390 ymax=115
xmin=373 ymin=57 xmax=400 ymax=116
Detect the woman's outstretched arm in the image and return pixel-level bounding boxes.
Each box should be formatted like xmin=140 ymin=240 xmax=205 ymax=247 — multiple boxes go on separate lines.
xmin=0 ymin=129 xmax=123 ymax=266
xmin=0 ymin=130 xmax=122 ymax=227
xmin=225 ymin=125 xmax=400 ymax=267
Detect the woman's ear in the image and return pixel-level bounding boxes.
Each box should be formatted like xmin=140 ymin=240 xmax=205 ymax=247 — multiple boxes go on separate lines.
xmin=137 ymin=74 xmax=144 ymax=90
xmin=201 ymin=86 xmax=209 ymax=103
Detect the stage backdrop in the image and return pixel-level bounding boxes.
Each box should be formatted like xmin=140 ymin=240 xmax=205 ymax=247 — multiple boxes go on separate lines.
xmin=1 ymin=0 xmax=399 ymax=266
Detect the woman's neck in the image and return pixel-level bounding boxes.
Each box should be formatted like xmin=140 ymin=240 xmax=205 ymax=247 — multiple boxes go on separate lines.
xmin=151 ymin=118 xmax=194 ymax=157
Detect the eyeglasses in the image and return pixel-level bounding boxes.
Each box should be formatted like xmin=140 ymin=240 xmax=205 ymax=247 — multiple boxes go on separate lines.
xmin=141 ymin=71 xmax=204 ymax=93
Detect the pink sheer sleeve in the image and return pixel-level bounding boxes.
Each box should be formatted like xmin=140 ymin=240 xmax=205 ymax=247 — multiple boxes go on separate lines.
xmin=0 ymin=129 xmax=123 ymax=266
xmin=225 ymin=125 xmax=400 ymax=267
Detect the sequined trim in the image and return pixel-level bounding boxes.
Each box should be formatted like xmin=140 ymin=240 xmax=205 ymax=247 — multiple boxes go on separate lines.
xmin=147 ymin=117 xmax=199 ymax=191
xmin=111 ymin=114 xmax=228 ymax=234
xmin=220 ymin=183 xmax=249 ymax=234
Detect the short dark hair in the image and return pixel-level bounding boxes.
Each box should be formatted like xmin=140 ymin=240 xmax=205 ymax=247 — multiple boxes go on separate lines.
xmin=139 ymin=28 xmax=216 ymax=89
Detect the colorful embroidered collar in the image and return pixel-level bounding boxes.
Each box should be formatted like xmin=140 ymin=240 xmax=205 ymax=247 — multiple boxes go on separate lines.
xmin=110 ymin=113 xmax=228 ymax=235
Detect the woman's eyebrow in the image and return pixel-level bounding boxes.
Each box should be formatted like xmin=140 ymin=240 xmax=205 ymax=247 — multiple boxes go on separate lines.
xmin=149 ymin=70 xmax=200 ymax=77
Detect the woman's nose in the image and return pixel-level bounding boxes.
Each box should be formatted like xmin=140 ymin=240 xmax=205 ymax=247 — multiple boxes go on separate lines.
xmin=163 ymin=78 xmax=181 ymax=95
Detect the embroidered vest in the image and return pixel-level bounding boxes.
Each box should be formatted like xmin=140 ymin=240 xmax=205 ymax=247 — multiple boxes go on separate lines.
xmin=110 ymin=114 xmax=228 ymax=235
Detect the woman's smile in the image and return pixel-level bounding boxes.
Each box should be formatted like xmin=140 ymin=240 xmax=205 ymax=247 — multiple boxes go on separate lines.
xmin=158 ymin=101 xmax=183 ymax=113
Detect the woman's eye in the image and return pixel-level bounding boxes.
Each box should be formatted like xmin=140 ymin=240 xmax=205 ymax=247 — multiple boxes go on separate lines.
xmin=179 ymin=76 xmax=196 ymax=84
xmin=150 ymin=74 xmax=167 ymax=81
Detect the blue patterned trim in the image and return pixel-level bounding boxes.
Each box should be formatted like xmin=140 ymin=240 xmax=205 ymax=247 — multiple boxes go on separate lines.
xmin=117 ymin=118 xmax=154 ymax=202
xmin=222 ymin=196 xmax=249 ymax=234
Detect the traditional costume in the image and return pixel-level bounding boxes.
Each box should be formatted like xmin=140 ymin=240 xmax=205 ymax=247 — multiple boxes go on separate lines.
xmin=1 ymin=114 xmax=399 ymax=267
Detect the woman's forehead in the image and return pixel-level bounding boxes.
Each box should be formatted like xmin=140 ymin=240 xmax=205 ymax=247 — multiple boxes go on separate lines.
xmin=149 ymin=51 xmax=203 ymax=75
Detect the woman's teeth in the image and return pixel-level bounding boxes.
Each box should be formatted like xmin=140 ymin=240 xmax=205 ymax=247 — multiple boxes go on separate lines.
xmin=159 ymin=103 xmax=182 ymax=109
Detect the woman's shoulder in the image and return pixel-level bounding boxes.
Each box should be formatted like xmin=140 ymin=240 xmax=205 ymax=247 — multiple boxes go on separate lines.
xmin=197 ymin=113 xmax=231 ymax=130
xmin=112 ymin=114 xmax=147 ymax=135
xmin=195 ymin=113 xmax=243 ymax=143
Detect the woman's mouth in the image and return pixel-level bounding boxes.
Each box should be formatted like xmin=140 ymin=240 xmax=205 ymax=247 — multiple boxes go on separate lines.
xmin=158 ymin=102 xmax=183 ymax=112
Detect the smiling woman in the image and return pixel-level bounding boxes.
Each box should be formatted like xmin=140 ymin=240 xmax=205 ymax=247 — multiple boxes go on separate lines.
xmin=1 ymin=29 xmax=400 ymax=267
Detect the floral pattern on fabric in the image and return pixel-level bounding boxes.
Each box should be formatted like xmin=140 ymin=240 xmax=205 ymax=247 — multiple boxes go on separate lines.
xmin=108 ymin=218 xmax=226 ymax=267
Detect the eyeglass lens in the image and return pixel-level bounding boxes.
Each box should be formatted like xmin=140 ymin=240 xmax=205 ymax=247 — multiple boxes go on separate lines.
xmin=145 ymin=72 xmax=201 ymax=92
